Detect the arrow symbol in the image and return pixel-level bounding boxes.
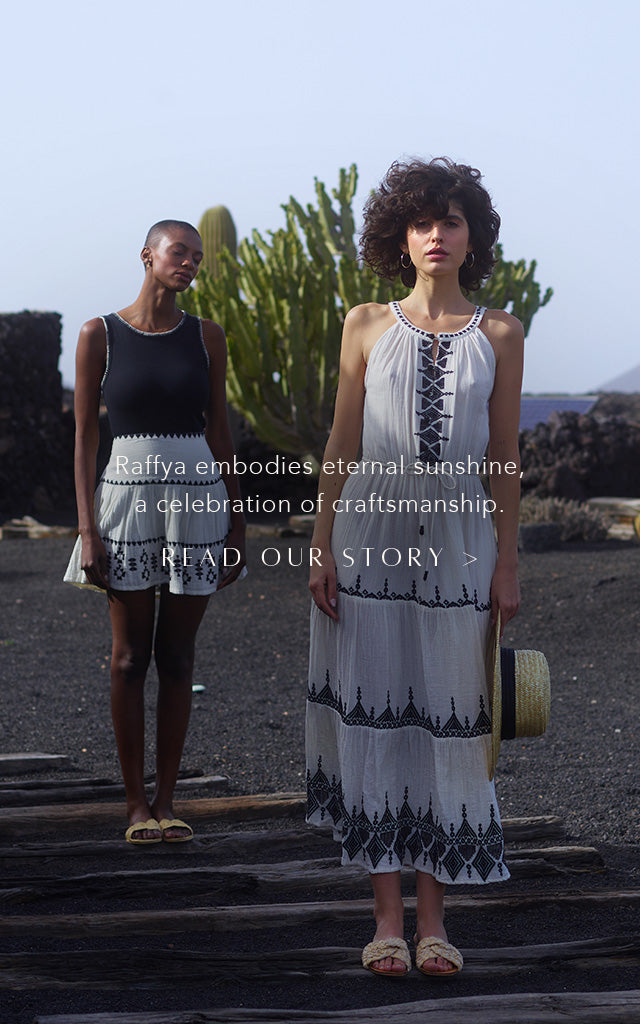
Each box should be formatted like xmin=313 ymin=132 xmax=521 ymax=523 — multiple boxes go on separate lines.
xmin=463 ymin=552 xmax=477 ymax=566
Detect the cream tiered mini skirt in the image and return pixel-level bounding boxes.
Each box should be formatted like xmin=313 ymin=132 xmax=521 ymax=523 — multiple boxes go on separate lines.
xmin=64 ymin=434 xmax=236 ymax=595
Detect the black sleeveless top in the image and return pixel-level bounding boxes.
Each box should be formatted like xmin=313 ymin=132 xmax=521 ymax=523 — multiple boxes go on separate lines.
xmin=101 ymin=312 xmax=210 ymax=437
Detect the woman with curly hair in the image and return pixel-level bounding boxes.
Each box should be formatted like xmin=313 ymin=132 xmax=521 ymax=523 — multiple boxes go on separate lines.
xmin=307 ymin=158 xmax=523 ymax=976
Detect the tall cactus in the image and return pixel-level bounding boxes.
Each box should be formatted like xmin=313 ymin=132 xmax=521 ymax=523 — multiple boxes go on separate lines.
xmin=182 ymin=168 xmax=551 ymax=463
xmin=198 ymin=205 xmax=237 ymax=279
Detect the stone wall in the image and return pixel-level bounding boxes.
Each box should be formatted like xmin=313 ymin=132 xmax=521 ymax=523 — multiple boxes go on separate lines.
xmin=0 ymin=312 xmax=74 ymax=518
xmin=520 ymin=409 xmax=640 ymax=500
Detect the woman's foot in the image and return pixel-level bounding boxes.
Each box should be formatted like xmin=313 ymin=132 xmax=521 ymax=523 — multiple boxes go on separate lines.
xmin=151 ymin=803 xmax=193 ymax=841
xmin=367 ymin=914 xmax=409 ymax=974
xmin=413 ymin=925 xmax=462 ymax=975
xmin=368 ymin=871 xmax=406 ymax=975
xmin=125 ymin=802 xmax=161 ymax=844
xmin=362 ymin=933 xmax=410 ymax=976
xmin=415 ymin=872 xmax=460 ymax=974
xmin=413 ymin=931 xmax=463 ymax=976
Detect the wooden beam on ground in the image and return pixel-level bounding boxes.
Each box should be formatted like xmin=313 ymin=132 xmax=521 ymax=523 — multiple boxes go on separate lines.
xmin=0 ymin=793 xmax=308 ymax=837
xmin=3 ymin=934 xmax=639 ymax=990
xmin=0 ymin=768 xmax=204 ymax=791
xmin=501 ymin=815 xmax=565 ymax=843
xmin=33 ymin=990 xmax=640 ymax=1024
xmin=2 ymin=889 xmax=639 ymax=940
xmin=0 ymin=753 xmax=70 ymax=775
xmin=0 ymin=815 xmax=566 ymax=861
xmin=0 ymin=775 xmax=228 ymax=807
xmin=0 ymin=791 xmax=566 ymax=840
xmin=0 ymin=846 xmax=605 ymax=906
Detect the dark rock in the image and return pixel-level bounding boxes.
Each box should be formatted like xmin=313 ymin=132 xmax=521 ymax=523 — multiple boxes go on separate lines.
xmin=0 ymin=311 xmax=74 ymax=518
xmin=518 ymin=522 xmax=562 ymax=552
xmin=591 ymin=391 xmax=640 ymax=421
xmin=520 ymin=409 xmax=640 ymax=499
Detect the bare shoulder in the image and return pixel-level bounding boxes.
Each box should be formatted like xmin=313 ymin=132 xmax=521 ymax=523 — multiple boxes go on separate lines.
xmin=78 ymin=317 xmax=107 ymax=346
xmin=345 ymin=302 xmax=395 ymax=362
xmin=481 ymin=308 xmax=524 ymax=347
xmin=200 ymin=318 xmax=227 ymax=360
xmin=344 ymin=301 xmax=391 ymax=329
xmin=76 ymin=318 xmax=107 ymax=367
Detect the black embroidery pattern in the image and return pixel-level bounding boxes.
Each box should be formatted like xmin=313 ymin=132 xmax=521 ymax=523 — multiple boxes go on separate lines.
xmin=415 ymin=336 xmax=454 ymax=464
xmin=307 ymin=762 xmax=505 ymax=879
xmin=389 ymin=302 xmax=484 ymax=466
xmin=307 ymin=672 xmax=491 ymax=738
xmin=336 ymin=575 xmax=491 ymax=612
xmin=102 ymin=536 xmax=227 ymax=587
xmin=111 ymin=432 xmax=207 ymax=440
xmin=101 ymin=475 xmax=222 ymax=487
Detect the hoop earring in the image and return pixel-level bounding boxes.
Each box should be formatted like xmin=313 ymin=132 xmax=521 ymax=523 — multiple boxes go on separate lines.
xmin=400 ymin=252 xmax=412 ymax=269
xmin=465 ymin=252 xmax=475 ymax=268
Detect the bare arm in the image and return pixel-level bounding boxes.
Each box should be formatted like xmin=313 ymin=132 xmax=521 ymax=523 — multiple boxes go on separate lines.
xmin=201 ymin=319 xmax=246 ymax=587
xmin=485 ymin=311 xmax=525 ymax=633
xmin=74 ymin=318 xmax=109 ymax=589
xmin=309 ymin=305 xmax=371 ymax=620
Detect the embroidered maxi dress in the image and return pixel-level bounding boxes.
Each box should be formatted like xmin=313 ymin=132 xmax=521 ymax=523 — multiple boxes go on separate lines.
xmin=305 ymin=301 xmax=510 ymax=883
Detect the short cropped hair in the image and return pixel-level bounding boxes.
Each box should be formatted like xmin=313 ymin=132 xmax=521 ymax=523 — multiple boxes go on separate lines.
xmin=359 ymin=158 xmax=500 ymax=292
xmin=144 ymin=220 xmax=200 ymax=249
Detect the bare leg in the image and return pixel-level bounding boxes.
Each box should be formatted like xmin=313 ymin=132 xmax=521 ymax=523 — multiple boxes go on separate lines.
xmin=368 ymin=871 xmax=406 ymax=974
xmin=150 ymin=587 xmax=210 ymax=838
xmin=415 ymin=870 xmax=455 ymax=972
xmin=108 ymin=587 xmax=158 ymax=839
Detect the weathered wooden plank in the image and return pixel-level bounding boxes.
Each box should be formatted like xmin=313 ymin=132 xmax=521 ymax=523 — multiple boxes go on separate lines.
xmin=0 ymin=753 xmax=70 ymax=776
xmin=0 ymin=775 xmax=228 ymax=807
xmin=0 ymin=847 xmax=604 ymax=906
xmin=3 ymin=935 xmax=639 ymax=990
xmin=0 ymin=793 xmax=308 ymax=837
xmin=0 ymin=791 xmax=569 ymax=842
xmin=0 ymin=815 xmax=566 ymax=861
xmin=31 ymin=990 xmax=640 ymax=1023
xmin=0 ymin=776 xmax=116 ymax=791
xmin=0 ymin=769 xmax=204 ymax=790
xmin=3 ymin=889 xmax=639 ymax=940
xmin=501 ymin=815 xmax=565 ymax=843
xmin=0 ymin=815 xmax=565 ymax=864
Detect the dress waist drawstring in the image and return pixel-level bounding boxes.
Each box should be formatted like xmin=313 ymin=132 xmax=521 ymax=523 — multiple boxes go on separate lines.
xmin=367 ymin=459 xmax=480 ymax=490
xmin=367 ymin=461 xmax=483 ymax=561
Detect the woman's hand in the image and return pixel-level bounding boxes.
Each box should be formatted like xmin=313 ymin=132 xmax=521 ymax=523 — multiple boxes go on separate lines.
xmin=80 ymin=531 xmax=110 ymax=590
xmin=309 ymin=547 xmax=339 ymax=620
xmin=490 ymin=562 xmax=520 ymax=637
xmin=217 ymin=522 xmax=246 ymax=589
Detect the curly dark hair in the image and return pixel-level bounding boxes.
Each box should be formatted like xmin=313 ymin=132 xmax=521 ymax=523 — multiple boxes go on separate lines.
xmin=359 ymin=158 xmax=500 ymax=292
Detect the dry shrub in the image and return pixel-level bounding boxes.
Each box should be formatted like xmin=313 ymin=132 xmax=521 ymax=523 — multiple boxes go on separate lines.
xmin=519 ymin=495 xmax=608 ymax=542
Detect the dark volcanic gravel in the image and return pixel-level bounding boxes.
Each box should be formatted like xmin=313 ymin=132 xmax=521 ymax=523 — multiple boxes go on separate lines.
xmin=1 ymin=533 xmax=640 ymax=1024
xmin=1 ymin=534 xmax=639 ymax=847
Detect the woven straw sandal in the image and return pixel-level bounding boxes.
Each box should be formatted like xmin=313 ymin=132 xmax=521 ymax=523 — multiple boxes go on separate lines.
xmin=125 ymin=818 xmax=162 ymax=845
xmin=158 ymin=817 xmax=194 ymax=843
xmin=415 ymin=936 xmax=463 ymax=976
xmin=362 ymin=937 xmax=411 ymax=976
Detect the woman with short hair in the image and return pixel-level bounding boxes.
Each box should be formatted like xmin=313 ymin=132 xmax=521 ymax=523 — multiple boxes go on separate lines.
xmin=65 ymin=220 xmax=246 ymax=845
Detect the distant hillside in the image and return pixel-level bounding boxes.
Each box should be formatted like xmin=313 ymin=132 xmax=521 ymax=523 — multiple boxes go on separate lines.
xmin=596 ymin=363 xmax=640 ymax=392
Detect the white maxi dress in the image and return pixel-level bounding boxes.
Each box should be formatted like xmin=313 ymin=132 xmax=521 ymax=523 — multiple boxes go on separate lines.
xmin=306 ymin=302 xmax=510 ymax=883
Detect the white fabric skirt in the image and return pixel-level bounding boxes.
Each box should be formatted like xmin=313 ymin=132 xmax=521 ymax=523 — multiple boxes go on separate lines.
xmin=306 ymin=466 xmax=509 ymax=883
xmin=64 ymin=434 xmax=235 ymax=595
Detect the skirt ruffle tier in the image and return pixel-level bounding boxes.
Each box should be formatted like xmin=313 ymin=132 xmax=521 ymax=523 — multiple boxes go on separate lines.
xmin=64 ymin=434 xmax=236 ymax=595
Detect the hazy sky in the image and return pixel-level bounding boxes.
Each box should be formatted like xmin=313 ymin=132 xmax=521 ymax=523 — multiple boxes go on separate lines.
xmin=1 ymin=0 xmax=637 ymax=393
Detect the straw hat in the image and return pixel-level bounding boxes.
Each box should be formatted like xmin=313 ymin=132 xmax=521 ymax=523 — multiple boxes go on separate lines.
xmin=487 ymin=612 xmax=550 ymax=780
